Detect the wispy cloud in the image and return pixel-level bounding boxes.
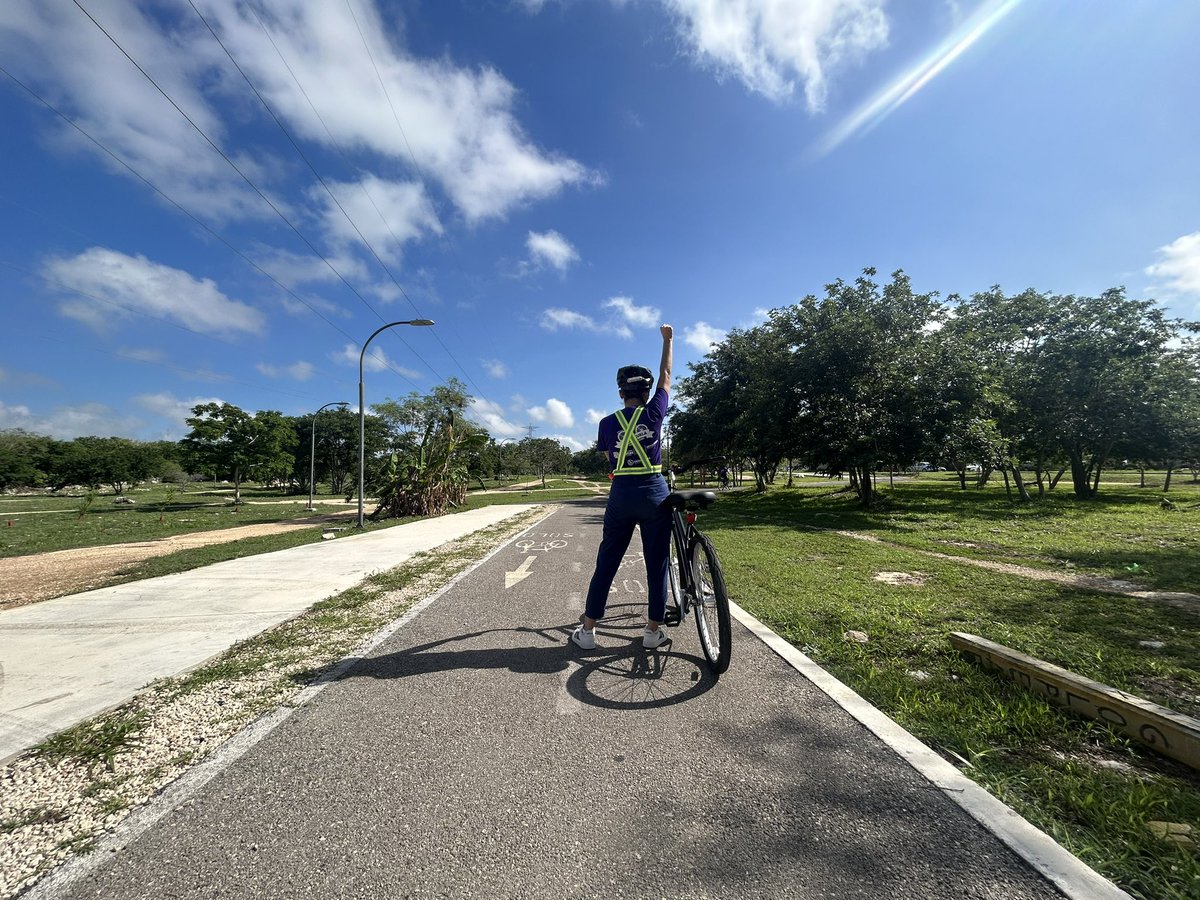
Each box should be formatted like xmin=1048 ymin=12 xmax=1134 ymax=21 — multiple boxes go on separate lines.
xmin=664 ymin=0 xmax=889 ymax=111
xmin=684 ymin=321 xmax=726 ymax=351
xmin=482 ymin=358 xmax=510 ymax=379
xmin=331 ymin=342 xmax=420 ymax=378
xmin=812 ymin=0 xmax=1022 ymax=158
xmin=134 ymin=391 xmax=226 ymax=438
xmin=0 ymin=0 xmax=596 ymax=228
xmin=0 ymin=399 xmax=143 ymax=440
xmin=586 ymin=408 xmax=606 ymax=425
xmin=257 ymin=360 xmax=316 ymax=381
xmin=43 ymin=247 xmax=265 ymax=336
xmin=467 ymin=396 xmax=522 ymax=438
xmin=540 ymin=295 xmax=661 ymax=340
xmin=604 ymin=296 xmax=660 ymax=328
xmin=1146 ymin=232 xmax=1200 ymax=299
xmin=523 ymin=230 xmax=580 ymax=274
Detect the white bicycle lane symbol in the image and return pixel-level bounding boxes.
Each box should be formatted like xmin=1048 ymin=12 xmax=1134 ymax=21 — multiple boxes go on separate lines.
xmin=514 ymin=539 xmax=568 ymax=553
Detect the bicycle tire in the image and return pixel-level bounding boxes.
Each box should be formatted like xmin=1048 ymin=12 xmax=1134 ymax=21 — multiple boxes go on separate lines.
xmin=690 ymin=532 xmax=731 ymax=674
xmin=665 ymin=531 xmax=684 ymax=625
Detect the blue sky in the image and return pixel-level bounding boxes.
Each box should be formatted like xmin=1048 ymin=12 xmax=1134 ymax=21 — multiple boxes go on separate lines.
xmin=2 ymin=0 xmax=1198 ymax=451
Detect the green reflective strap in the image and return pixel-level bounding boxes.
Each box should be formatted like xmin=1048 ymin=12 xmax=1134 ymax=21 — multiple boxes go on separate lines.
xmin=613 ymin=407 xmax=656 ymax=475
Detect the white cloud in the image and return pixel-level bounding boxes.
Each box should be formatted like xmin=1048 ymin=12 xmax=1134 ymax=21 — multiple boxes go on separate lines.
xmin=540 ymin=296 xmax=663 ymax=339
xmin=664 ymin=0 xmax=889 ymax=111
xmin=134 ymin=392 xmax=226 ymax=438
xmin=190 ymin=0 xmax=598 ymax=224
xmin=546 ymin=433 xmax=588 ymax=452
xmin=586 ymin=408 xmax=606 ymax=425
xmin=117 ymin=347 xmax=167 ymax=364
xmin=0 ymin=1 xmax=596 ymax=226
xmin=466 ymin=396 xmax=522 ymax=438
xmin=331 ymin=343 xmax=420 ymax=378
xmin=525 ymin=230 xmax=580 ymax=273
xmin=44 ymin=248 xmax=265 ymax=336
xmin=0 ymin=2 xmax=266 ymax=220
xmin=315 ymin=176 xmax=442 ymax=261
xmin=540 ymin=308 xmax=596 ymax=330
xmin=684 ymin=321 xmax=726 ymax=351
xmin=604 ymin=295 xmax=661 ymax=328
xmin=482 ymin=358 xmax=510 ymax=379
xmin=257 ymin=360 xmax=316 ymax=380
xmin=527 ymin=398 xmax=575 ymax=429
xmin=1146 ymin=232 xmax=1200 ymax=297
xmin=0 ymin=400 xmax=142 ymax=440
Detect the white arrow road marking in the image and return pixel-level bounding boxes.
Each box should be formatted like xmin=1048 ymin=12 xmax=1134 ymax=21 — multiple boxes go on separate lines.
xmin=505 ymin=555 xmax=538 ymax=589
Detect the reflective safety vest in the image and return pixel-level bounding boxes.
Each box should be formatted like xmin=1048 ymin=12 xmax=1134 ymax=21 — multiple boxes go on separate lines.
xmin=613 ymin=406 xmax=658 ymax=476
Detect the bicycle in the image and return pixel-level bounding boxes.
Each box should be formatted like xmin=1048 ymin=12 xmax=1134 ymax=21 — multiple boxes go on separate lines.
xmin=662 ymin=457 xmax=732 ymax=674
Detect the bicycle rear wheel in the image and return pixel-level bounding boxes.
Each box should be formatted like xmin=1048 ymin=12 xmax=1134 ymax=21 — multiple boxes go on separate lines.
xmin=665 ymin=532 xmax=684 ymax=626
xmin=690 ymin=532 xmax=731 ymax=674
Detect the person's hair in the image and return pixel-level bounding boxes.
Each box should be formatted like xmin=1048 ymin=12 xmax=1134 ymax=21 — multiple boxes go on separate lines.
xmin=620 ymin=386 xmax=650 ymax=405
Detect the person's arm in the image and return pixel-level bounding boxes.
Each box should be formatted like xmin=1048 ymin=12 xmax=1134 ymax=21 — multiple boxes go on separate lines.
xmin=658 ymin=324 xmax=673 ymax=394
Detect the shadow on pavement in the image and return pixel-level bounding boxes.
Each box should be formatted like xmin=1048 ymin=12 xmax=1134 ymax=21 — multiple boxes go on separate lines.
xmin=310 ymin=603 xmax=716 ymax=712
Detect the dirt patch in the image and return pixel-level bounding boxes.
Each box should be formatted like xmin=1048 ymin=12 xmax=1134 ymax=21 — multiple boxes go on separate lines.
xmin=0 ymin=510 xmax=357 ymax=610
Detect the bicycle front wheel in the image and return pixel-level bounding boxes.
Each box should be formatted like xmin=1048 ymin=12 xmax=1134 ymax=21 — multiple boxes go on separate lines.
xmin=666 ymin=533 xmax=684 ymax=624
xmin=690 ymin=533 xmax=731 ymax=674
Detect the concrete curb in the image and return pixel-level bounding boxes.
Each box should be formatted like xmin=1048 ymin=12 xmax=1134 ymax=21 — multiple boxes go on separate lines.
xmin=729 ymin=600 xmax=1134 ymax=900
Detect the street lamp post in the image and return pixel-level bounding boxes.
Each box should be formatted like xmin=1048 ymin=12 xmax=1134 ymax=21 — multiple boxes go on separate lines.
xmin=308 ymin=401 xmax=349 ymax=511
xmin=358 ymin=319 xmax=435 ymax=528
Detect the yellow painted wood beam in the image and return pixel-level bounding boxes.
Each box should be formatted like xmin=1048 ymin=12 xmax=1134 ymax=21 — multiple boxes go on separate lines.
xmin=950 ymin=632 xmax=1200 ymax=770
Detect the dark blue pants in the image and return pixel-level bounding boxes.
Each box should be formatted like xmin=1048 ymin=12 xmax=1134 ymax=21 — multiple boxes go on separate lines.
xmin=585 ymin=474 xmax=671 ymax=623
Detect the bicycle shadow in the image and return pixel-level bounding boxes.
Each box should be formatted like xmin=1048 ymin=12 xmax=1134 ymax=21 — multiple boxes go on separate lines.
xmin=309 ymin=604 xmax=718 ymax=711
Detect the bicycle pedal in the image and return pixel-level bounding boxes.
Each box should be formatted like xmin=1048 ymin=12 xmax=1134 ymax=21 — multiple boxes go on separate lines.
xmin=663 ymin=608 xmax=682 ymax=626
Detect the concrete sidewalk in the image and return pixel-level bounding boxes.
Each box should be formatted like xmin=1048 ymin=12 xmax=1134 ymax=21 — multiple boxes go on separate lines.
xmin=0 ymin=504 xmax=538 ymax=763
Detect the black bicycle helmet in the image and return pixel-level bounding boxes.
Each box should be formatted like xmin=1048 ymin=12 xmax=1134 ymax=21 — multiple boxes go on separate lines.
xmin=616 ymin=364 xmax=653 ymax=392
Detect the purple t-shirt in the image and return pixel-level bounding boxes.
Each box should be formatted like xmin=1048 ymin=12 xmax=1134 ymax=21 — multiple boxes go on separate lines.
xmin=597 ymin=387 xmax=668 ymax=472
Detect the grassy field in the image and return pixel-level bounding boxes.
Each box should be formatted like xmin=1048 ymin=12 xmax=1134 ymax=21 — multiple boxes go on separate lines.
xmin=702 ymin=476 xmax=1200 ymax=900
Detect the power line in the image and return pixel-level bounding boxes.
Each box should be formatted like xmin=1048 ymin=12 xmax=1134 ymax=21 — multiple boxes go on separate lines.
xmin=342 ymin=0 xmax=498 ymax=405
xmin=186 ymin=0 xmax=446 ymax=386
xmin=0 ymin=62 xmax=421 ymax=395
xmin=70 ymin=0 xmax=436 ymax=393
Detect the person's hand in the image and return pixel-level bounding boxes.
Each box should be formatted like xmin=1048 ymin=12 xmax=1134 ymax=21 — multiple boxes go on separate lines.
xmin=660 ymin=324 xmax=673 ymax=340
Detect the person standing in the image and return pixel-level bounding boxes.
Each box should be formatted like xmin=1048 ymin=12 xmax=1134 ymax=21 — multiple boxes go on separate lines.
xmin=572 ymin=324 xmax=673 ymax=651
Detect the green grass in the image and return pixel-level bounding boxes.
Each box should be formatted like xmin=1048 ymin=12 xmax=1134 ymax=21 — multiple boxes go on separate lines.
xmin=702 ymin=481 xmax=1200 ymax=900
xmin=733 ymin=473 xmax=1200 ymax=593
xmin=0 ymin=482 xmax=357 ymax=558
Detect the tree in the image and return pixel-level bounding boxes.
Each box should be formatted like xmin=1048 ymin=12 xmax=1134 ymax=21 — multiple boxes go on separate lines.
xmin=951 ymin=288 xmax=1184 ymax=499
xmin=0 ymin=429 xmax=53 ymax=490
xmin=518 ymin=437 xmax=572 ymax=487
xmin=570 ymin=447 xmax=609 ymax=478
xmin=774 ymin=269 xmax=946 ymax=506
xmin=181 ymin=403 xmax=296 ymax=502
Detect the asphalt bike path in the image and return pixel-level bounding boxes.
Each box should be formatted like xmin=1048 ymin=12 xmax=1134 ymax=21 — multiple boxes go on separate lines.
xmin=35 ymin=499 xmax=1126 ymax=899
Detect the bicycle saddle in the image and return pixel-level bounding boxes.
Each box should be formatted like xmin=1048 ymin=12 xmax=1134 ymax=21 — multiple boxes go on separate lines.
xmin=666 ymin=490 xmax=717 ymax=510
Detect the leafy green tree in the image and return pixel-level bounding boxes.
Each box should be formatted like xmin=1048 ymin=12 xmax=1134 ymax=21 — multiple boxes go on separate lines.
xmin=0 ymin=429 xmax=53 ymax=490
xmin=181 ymin=403 xmax=296 ymax=501
xmin=518 ymin=437 xmax=572 ymax=487
xmin=774 ymin=269 xmax=945 ymax=506
xmin=570 ymin=447 xmax=609 ymax=478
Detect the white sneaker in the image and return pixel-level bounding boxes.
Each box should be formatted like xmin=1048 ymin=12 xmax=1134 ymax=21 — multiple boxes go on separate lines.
xmin=642 ymin=627 xmax=669 ymax=649
xmin=571 ymin=626 xmax=596 ymax=650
